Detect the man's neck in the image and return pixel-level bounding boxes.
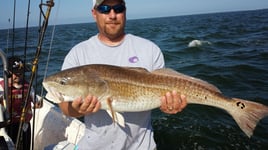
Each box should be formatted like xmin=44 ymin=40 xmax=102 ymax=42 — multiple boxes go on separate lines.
xmin=98 ymin=33 xmax=125 ymax=46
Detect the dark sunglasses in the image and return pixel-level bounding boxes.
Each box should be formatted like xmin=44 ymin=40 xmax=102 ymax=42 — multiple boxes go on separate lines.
xmin=96 ymin=4 xmax=126 ymax=14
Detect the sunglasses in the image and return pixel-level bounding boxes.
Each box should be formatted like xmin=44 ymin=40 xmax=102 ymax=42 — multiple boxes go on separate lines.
xmin=96 ymin=4 xmax=126 ymax=14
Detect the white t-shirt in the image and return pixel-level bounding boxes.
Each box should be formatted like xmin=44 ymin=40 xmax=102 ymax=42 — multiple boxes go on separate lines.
xmin=62 ymin=34 xmax=165 ymax=150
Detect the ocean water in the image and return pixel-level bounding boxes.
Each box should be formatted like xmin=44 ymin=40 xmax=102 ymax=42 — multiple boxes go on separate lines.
xmin=1 ymin=9 xmax=268 ymax=149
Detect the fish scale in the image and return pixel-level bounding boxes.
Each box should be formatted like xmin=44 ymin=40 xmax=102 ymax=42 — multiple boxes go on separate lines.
xmin=103 ymin=71 xmax=224 ymax=110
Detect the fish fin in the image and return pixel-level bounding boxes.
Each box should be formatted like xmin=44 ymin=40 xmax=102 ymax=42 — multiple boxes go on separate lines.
xmin=106 ymin=98 xmax=125 ymax=127
xmin=152 ymin=68 xmax=222 ymax=93
xmin=123 ymin=67 xmax=149 ymax=73
xmin=229 ymin=98 xmax=268 ymax=137
xmin=106 ymin=110 xmax=125 ymax=127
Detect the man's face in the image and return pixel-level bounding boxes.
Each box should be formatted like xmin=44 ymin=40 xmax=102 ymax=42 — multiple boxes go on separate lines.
xmin=92 ymin=0 xmax=126 ymax=41
xmin=10 ymin=72 xmax=23 ymax=84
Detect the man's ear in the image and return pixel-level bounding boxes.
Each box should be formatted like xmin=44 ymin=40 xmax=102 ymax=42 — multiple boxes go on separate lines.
xmin=92 ymin=9 xmax=97 ymax=21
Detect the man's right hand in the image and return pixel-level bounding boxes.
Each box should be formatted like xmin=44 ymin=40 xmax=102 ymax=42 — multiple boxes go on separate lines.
xmin=72 ymin=95 xmax=101 ymax=115
xmin=59 ymin=94 xmax=101 ymax=117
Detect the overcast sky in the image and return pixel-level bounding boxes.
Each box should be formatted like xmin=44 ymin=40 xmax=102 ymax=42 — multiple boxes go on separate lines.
xmin=0 ymin=0 xmax=268 ymax=29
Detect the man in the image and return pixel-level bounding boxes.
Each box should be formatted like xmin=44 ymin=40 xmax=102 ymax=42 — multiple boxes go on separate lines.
xmin=0 ymin=56 xmax=42 ymax=150
xmin=59 ymin=0 xmax=187 ymax=149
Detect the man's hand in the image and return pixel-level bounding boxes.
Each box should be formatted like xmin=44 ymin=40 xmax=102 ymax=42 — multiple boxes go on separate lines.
xmin=160 ymin=91 xmax=187 ymax=114
xmin=33 ymin=100 xmax=43 ymax=109
xmin=72 ymin=95 xmax=101 ymax=115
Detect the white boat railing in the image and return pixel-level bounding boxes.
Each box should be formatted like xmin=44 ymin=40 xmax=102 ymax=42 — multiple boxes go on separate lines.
xmin=32 ymin=97 xmax=85 ymax=149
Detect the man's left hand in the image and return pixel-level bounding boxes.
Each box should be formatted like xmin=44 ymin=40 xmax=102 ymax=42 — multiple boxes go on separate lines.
xmin=160 ymin=91 xmax=187 ymax=114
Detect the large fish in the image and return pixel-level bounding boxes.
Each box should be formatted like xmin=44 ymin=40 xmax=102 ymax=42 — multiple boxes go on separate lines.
xmin=42 ymin=64 xmax=268 ymax=138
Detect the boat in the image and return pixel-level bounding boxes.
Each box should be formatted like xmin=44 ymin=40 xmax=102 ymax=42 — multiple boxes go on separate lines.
xmin=0 ymin=50 xmax=84 ymax=150
xmin=0 ymin=0 xmax=85 ymax=149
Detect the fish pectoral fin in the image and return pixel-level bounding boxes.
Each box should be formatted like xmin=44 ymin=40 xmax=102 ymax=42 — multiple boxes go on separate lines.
xmin=106 ymin=97 xmax=125 ymax=127
xmin=106 ymin=110 xmax=125 ymax=128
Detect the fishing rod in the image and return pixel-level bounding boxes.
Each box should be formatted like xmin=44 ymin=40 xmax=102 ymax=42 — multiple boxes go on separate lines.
xmin=16 ymin=0 xmax=54 ymax=149
xmin=0 ymin=49 xmax=11 ymax=127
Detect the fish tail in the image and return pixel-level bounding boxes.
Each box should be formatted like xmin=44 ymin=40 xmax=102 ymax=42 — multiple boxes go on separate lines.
xmin=229 ymin=98 xmax=268 ymax=137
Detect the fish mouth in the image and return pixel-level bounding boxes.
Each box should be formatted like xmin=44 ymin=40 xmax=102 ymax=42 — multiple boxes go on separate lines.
xmin=43 ymin=85 xmax=65 ymax=103
xmin=43 ymin=83 xmax=76 ymax=103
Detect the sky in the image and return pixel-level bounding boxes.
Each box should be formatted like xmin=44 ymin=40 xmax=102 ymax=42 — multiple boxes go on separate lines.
xmin=0 ymin=0 xmax=268 ymax=29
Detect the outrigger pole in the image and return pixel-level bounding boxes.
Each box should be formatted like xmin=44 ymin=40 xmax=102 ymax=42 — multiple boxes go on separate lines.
xmin=16 ymin=0 xmax=54 ymax=149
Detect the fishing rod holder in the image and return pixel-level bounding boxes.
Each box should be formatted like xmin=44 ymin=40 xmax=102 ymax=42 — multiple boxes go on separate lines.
xmin=39 ymin=0 xmax=55 ymax=19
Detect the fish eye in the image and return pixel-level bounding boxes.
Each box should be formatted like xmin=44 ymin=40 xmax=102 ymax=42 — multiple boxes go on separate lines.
xmin=59 ymin=77 xmax=69 ymax=85
xmin=60 ymin=80 xmax=65 ymax=85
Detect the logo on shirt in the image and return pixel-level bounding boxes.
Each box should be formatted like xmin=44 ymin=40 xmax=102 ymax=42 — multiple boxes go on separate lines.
xmin=128 ymin=56 xmax=139 ymax=63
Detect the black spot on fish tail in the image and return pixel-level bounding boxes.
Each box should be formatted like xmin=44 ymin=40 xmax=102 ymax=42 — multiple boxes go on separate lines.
xmin=230 ymin=98 xmax=268 ymax=137
xmin=236 ymin=101 xmax=246 ymax=109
